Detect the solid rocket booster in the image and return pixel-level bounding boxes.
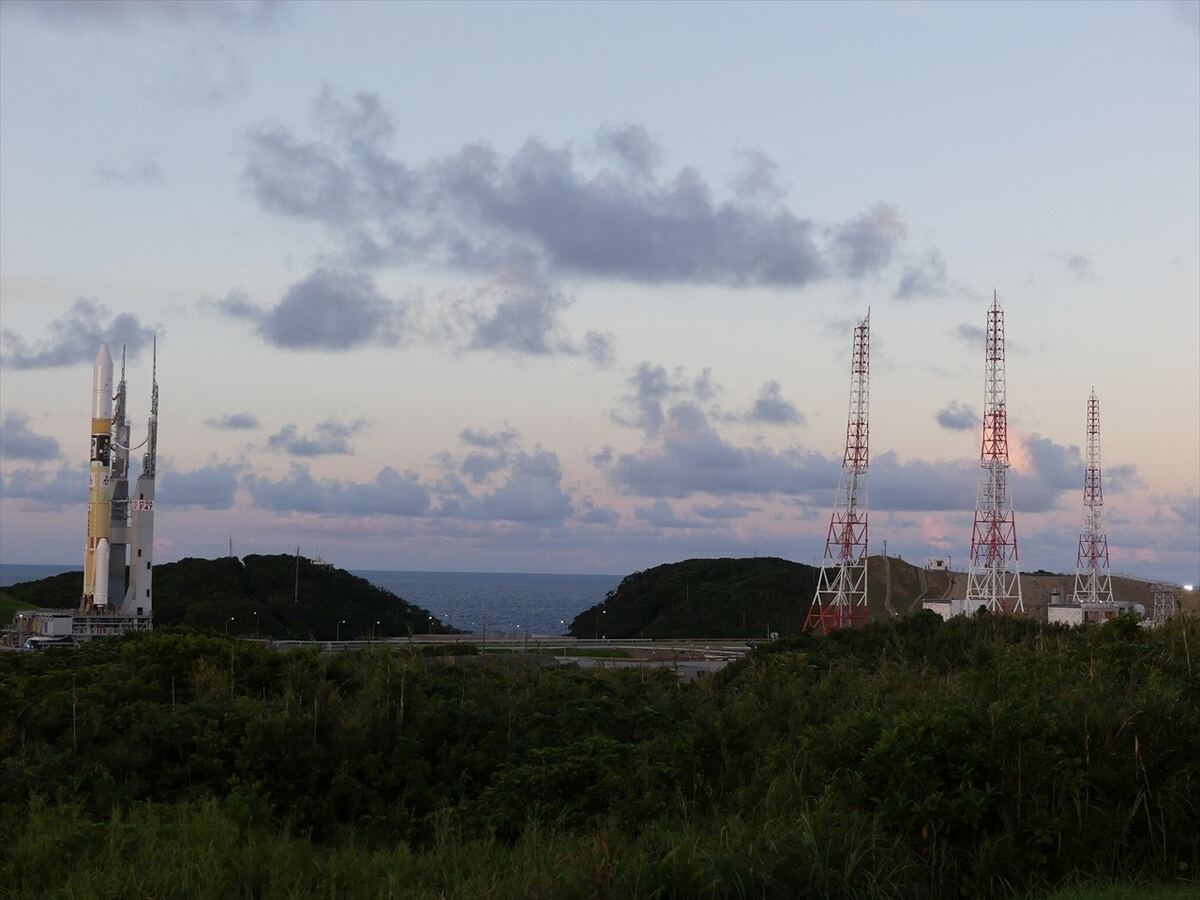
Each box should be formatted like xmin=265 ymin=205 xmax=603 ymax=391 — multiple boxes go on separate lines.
xmin=84 ymin=344 xmax=114 ymax=609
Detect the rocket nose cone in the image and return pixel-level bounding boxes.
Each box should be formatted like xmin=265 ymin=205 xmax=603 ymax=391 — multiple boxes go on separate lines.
xmin=96 ymin=343 xmax=112 ymax=369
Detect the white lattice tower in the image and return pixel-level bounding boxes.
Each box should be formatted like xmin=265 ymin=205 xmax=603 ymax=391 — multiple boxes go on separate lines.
xmin=1073 ymin=390 xmax=1113 ymax=610
xmin=965 ymin=293 xmax=1023 ymax=614
xmin=805 ymin=311 xmax=870 ymax=634
xmin=1150 ymin=584 xmax=1175 ymax=627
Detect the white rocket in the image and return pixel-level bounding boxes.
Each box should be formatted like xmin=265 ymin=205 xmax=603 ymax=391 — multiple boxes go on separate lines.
xmin=81 ymin=339 xmax=158 ymax=619
xmin=83 ymin=344 xmax=114 ymax=610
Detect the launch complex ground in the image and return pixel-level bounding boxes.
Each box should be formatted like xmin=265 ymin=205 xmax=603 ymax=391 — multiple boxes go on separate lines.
xmin=5 ymin=290 xmax=1194 ymax=651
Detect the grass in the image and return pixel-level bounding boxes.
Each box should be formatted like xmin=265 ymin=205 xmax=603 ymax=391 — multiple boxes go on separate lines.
xmin=1036 ymin=882 xmax=1198 ymax=899
xmin=0 ymin=591 xmax=43 ymax=627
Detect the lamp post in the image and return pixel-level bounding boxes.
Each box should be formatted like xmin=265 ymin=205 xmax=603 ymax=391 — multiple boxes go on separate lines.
xmin=374 ymin=620 xmax=381 ymax=641
xmin=427 ymin=615 xmax=433 ymax=635
xmin=337 ymin=619 xmax=346 ymax=642
xmin=252 ymin=611 xmax=258 ymax=638
xmin=225 ymin=616 xmax=234 ymax=636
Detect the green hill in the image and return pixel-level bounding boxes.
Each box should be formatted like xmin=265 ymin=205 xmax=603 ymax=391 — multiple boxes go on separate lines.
xmin=2 ymin=554 xmax=453 ymax=640
xmin=567 ymin=555 xmax=940 ymax=639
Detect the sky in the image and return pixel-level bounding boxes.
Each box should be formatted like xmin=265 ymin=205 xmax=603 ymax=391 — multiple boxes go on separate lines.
xmin=1 ymin=0 xmax=1197 ymax=584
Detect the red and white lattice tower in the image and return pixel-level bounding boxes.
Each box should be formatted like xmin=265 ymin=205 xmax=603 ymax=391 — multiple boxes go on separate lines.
xmin=1072 ymin=390 xmax=1114 ymax=611
xmin=805 ymin=311 xmax=870 ymax=634
xmin=965 ymin=293 xmax=1023 ymax=614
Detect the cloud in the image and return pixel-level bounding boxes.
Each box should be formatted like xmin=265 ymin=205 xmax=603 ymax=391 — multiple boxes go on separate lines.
xmin=578 ymin=497 xmax=619 ymax=525
xmin=935 ymin=401 xmax=977 ymax=431
xmin=205 ymin=412 xmax=260 ymax=430
xmin=217 ymin=269 xmax=406 ymax=350
xmin=635 ymin=499 xmax=708 ymax=529
xmin=612 ymin=362 xmax=723 ymax=435
xmin=452 ymin=449 xmax=574 ymax=523
xmin=731 ymin=150 xmax=785 ymax=204
xmin=8 ymin=0 xmax=285 ymax=33
xmin=1062 ymin=253 xmax=1095 ymax=281
xmin=596 ymin=124 xmax=661 ymax=179
xmin=266 ymin=417 xmax=368 ymax=456
xmin=0 ymin=412 xmax=61 ymax=460
xmin=834 ymin=204 xmax=907 ymax=276
xmin=610 ymin=402 xmax=839 ymax=499
xmin=160 ymin=462 xmax=240 ymax=509
xmin=95 ymin=160 xmax=164 ymax=185
xmin=0 ymin=299 xmax=154 ymax=370
xmin=454 ymin=267 xmax=613 ymax=365
xmin=955 ymin=322 xmax=986 ymax=347
xmin=0 ymin=463 xmax=81 ymax=507
xmin=244 ymin=464 xmax=432 ymax=516
xmin=244 ymin=88 xmax=908 ymax=287
xmin=460 ymin=426 xmax=520 ymax=449
xmin=461 ymin=452 xmax=509 ymax=484
xmin=741 ymin=380 xmax=804 ymax=425
xmin=694 ymin=500 xmax=757 ymax=520
xmin=895 ymin=250 xmax=949 ymax=300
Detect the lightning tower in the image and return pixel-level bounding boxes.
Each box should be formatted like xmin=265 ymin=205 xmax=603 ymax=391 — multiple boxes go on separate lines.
xmin=1072 ymin=390 xmax=1113 ymax=612
xmin=805 ymin=311 xmax=870 ymax=634
xmin=965 ymin=293 xmax=1023 ymax=614
xmin=1150 ymin=584 xmax=1175 ymax=627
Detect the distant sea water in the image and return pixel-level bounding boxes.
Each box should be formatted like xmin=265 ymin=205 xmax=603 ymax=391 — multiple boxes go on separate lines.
xmin=0 ymin=563 xmax=620 ymax=636
xmin=0 ymin=564 xmax=77 ymax=588
xmin=353 ymin=570 xmax=622 ymax=636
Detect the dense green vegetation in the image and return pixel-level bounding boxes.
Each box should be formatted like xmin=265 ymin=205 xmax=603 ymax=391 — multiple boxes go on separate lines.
xmin=567 ymin=555 xmax=940 ymax=640
xmin=569 ymin=556 xmax=820 ymax=639
xmin=2 ymin=554 xmax=453 ymax=639
xmin=1 ymin=613 xmax=1196 ymax=898
xmin=0 ymin=591 xmax=42 ymax=627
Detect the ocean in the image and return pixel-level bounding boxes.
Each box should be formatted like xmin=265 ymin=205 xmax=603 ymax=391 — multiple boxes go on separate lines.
xmin=0 ymin=564 xmax=621 ymax=636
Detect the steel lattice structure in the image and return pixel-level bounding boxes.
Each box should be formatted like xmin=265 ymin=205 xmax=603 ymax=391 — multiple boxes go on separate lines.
xmin=965 ymin=293 xmax=1023 ymax=614
xmin=805 ymin=311 xmax=870 ymax=634
xmin=1150 ymin=584 xmax=1175 ymax=627
xmin=1072 ymin=390 xmax=1113 ymax=611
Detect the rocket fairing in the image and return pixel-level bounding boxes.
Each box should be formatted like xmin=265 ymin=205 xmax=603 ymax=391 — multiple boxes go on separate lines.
xmin=83 ymin=344 xmax=114 ymax=610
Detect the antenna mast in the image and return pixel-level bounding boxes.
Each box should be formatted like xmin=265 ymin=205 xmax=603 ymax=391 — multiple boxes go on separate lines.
xmin=1072 ymin=390 xmax=1114 ymax=613
xmin=965 ymin=293 xmax=1023 ymax=614
xmin=805 ymin=311 xmax=870 ymax=633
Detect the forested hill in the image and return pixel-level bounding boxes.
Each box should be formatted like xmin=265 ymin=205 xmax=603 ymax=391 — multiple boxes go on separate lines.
xmin=568 ymin=557 xmax=820 ymax=639
xmin=567 ymin=555 xmax=951 ymax=639
xmin=2 ymin=554 xmax=453 ymax=640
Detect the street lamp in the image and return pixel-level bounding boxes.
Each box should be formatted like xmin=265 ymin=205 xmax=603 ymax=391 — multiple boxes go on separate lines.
xmin=427 ymin=615 xmax=433 ymax=635
xmin=374 ymin=620 xmax=381 ymax=641
xmin=225 ymin=616 xmax=234 ymax=635
xmin=337 ymin=619 xmax=346 ymax=642
xmin=252 ymin=611 xmax=258 ymax=638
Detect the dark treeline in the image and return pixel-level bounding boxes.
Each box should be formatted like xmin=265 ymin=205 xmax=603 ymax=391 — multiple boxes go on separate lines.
xmin=1 ymin=614 xmax=1197 ymax=898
